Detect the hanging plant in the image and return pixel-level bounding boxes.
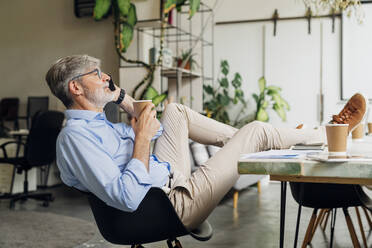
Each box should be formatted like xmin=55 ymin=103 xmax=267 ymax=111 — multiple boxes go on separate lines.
xmin=93 ymin=0 xmax=201 ymax=99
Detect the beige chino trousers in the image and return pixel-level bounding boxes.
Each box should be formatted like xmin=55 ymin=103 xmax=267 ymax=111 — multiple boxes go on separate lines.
xmin=153 ymin=103 xmax=325 ymax=230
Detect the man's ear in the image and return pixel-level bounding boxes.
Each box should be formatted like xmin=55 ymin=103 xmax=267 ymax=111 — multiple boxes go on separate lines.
xmin=68 ymin=80 xmax=83 ymax=96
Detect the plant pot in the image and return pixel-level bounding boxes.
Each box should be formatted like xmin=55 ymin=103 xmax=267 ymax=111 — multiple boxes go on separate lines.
xmin=177 ymin=59 xmax=191 ymax=70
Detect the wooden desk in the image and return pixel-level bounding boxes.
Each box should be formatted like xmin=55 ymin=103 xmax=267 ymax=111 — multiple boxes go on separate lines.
xmin=238 ymin=139 xmax=372 ymax=248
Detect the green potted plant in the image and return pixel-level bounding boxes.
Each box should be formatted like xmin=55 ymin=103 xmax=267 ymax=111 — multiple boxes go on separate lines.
xmin=175 ymin=49 xmax=199 ymax=70
xmin=93 ymin=0 xmax=201 ymax=99
xmin=203 ymin=60 xmax=248 ymax=126
xmin=252 ymin=77 xmax=290 ymax=122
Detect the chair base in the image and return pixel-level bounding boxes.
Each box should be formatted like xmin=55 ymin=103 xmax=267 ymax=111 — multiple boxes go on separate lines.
xmin=9 ymin=191 xmax=54 ymax=209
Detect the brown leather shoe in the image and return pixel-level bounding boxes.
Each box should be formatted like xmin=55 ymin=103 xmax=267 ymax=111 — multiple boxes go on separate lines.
xmin=331 ymin=93 xmax=367 ymax=132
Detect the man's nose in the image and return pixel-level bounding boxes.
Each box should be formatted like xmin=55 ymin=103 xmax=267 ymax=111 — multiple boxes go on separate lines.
xmin=102 ymin=72 xmax=110 ymax=81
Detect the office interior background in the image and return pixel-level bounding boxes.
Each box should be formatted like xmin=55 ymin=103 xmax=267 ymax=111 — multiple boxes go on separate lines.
xmin=1 ymin=0 xmax=372 ymax=247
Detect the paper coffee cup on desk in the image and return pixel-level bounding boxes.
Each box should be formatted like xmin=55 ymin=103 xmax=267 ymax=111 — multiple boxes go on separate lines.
xmin=326 ymin=123 xmax=349 ymax=154
xmin=133 ymin=100 xmax=153 ymax=118
xmin=352 ymin=124 xmax=364 ymax=140
xmin=368 ymin=123 xmax=372 ymax=135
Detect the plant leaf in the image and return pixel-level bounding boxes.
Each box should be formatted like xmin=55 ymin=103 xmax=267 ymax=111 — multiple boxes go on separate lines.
xmin=120 ymin=23 xmax=133 ymax=53
xmin=164 ymin=0 xmax=176 ymax=14
xmin=176 ymin=0 xmax=186 ymax=8
xmin=262 ymin=100 xmax=269 ymax=109
xmin=189 ymin=0 xmax=200 ymax=18
xmin=127 ymin=4 xmax=137 ymax=27
xmin=252 ymin=93 xmax=259 ymax=103
xmin=221 ymin=60 xmax=229 ymax=76
xmin=117 ymin=0 xmax=131 ymax=16
xmin=203 ymin=85 xmax=214 ymax=95
xmin=258 ymin=76 xmax=266 ymax=94
xmin=219 ymin=78 xmax=229 ymax=88
xmin=267 ymin=85 xmax=281 ymax=91
xmin=273 ymin=103 xmax=287 ymax=121
xmin=217 ymin=93 xmax=230 ymax=106
xmin=143 ymin=86 xmax=158 ymax=100
xmin=256 ymin=108 xmax=269 ymax=122
xmin=232 ymin=73 xmax=242 ymax=88
xmin=267 ymin=89 xmax=278 ymax=95
xmin=94 ymin=0 xmax=111 ymax=20
xmin=152 ymin=93 xmax=168 ymax=106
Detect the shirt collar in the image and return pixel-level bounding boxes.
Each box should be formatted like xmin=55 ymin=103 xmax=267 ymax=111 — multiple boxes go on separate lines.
xmin=65 ymin=109 xmax=106 ymax=121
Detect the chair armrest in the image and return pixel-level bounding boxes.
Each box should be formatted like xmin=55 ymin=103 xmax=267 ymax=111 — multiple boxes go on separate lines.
xmin=0 ymin=141 xmax=25 ymax=159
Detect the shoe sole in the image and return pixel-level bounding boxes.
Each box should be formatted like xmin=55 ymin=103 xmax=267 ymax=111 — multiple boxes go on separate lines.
xmin=349 ymin=93 xmax=368 ymax=133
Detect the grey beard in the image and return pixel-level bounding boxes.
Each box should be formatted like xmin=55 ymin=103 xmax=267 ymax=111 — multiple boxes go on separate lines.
xmin=84 ymin=87 xmax=114 ymax=109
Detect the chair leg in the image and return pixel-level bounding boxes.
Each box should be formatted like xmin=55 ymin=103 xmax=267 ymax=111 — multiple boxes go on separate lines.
xmin=329 ymin=209 xmax=337 ymax=248
xmin=355 ymin=207 xmax=368 ymax=248
xmin=257 ymin=181 xmax=261 ymax=194
xmin=302 ymin=208 xmax=318 ymax=248
xmin=343 ymin=208 xmax=361 ymax=248
xmin=167 ymin=238 xmax=182 ymax=248
xmin=321 ymin=209 xmax=331 ymax=231
xmin=233 ymin=190 xmax=238 ymax=209
xmin=362 ymin=207 xmax=372 ymax=230
xmin=308 ymin=209 xmax=327 ymax=244
xmin=317 ymin=209 xmax=329 ymax=232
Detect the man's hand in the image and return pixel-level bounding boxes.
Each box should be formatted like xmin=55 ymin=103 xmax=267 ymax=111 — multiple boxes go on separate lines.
xmin=131 ymin=103 xmax=160 ymax=142
xmin=131 ymin=103 xmax=160 ymax=171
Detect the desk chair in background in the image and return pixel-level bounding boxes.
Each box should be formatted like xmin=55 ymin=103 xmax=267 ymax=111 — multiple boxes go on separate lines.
xmin=0 ymin=110 xmax=64 ymax=208
xmin=83 ymin=187 xmax=213 ymax=248
xmin=0 ymin=97 xmax=20 ymax=132
xmin=25 ymin=96 xmax=49 ymax=129
xmin=290 ymin=182 xmax=371 ymax=248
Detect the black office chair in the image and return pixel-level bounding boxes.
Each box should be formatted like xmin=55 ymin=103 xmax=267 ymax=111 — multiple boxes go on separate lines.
xmin=83 ymin=187 xmax=213 ymax=248
xmin=290 ymin=182 xmax=371 ymax=248
xmin=0 ymin=110 xmax=64 ymax=208
xmin=0 ymin=97 xmax=20 ymax=132
xmin=25 ymin=96 xmax=49 ymax=129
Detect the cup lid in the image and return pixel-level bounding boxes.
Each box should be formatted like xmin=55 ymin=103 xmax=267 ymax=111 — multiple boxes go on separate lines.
xmin=134 ymin=100 xmax=152 ymax=102
xmin=325 ymin=123 xmax=349 ymax=126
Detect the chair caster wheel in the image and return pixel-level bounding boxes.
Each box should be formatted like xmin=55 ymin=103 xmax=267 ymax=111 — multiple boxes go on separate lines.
xmin=42 ymin=201 xmax=49 ymax=207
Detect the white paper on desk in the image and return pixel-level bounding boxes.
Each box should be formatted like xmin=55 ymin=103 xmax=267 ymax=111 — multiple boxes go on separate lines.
xmin=240 ymin=149 xmax=320 ymax=160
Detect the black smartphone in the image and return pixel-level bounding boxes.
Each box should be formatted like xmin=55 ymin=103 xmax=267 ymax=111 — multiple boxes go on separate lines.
xmin=108 ymin=75 xmax=115 ymax=91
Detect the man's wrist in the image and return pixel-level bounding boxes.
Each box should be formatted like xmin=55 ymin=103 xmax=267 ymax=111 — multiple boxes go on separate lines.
xmin=114 ymin=88 xmax=125 ymax=104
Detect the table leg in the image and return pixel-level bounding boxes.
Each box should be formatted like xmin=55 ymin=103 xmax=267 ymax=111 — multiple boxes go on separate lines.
xmin=280 ymin=181 xmax=287 ymax=248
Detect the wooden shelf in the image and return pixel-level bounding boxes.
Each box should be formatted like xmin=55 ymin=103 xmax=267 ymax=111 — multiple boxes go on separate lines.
xmin=161 ymin=67 xmax=201 ymax=79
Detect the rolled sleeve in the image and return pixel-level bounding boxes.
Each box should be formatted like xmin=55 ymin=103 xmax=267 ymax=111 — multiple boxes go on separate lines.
xmin=152 ymin=122 xmax=164 ymax=141
xmin=125 ymin=158 xmax=152 ymax=185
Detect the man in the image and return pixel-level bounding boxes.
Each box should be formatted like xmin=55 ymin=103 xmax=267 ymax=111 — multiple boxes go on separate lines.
xmin=46 ymin=55 xmax=366 ymax=230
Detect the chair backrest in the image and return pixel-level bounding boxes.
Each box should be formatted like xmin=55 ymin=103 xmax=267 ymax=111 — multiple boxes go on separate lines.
xmin=25 ymin=110 xmax=64 ymax=166
xmin=26 ymin=96 xmax=49 ymax=128
xmin=289 ymin=182 xmax=365 ymax=209
xmin=0 ymin=98 xmax=19 ymax=121
xmin=86 ymin=187 xmax=189 ymax=245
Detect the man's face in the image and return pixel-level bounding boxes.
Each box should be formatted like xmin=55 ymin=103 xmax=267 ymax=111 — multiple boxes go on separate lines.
xmin=78 ymin=68 xmax=115 ymax=108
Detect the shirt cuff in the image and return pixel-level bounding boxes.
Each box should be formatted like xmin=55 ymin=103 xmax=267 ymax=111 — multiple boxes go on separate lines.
xmin=152 ymin=123 xmax=164 ymax=141
xmin=125 ymin=158 xmax=152 ymax=185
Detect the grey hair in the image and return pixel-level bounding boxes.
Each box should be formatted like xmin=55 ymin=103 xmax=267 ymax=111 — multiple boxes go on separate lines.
xmin=45 ymin=55 xmax=101 ymax=108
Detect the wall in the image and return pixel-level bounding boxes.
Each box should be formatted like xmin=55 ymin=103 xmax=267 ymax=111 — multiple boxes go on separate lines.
xmin=211 ymin=0 xmax=348 ymax=128
xmin=1 ymin=0 xmax=368 ymax=128
xmin=0 ymin=0 xmax=118 ymax=124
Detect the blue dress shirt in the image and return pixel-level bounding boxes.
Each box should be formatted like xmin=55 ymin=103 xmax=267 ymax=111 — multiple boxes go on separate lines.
xmin=56 ymin=110 xmax=170 ymax=212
